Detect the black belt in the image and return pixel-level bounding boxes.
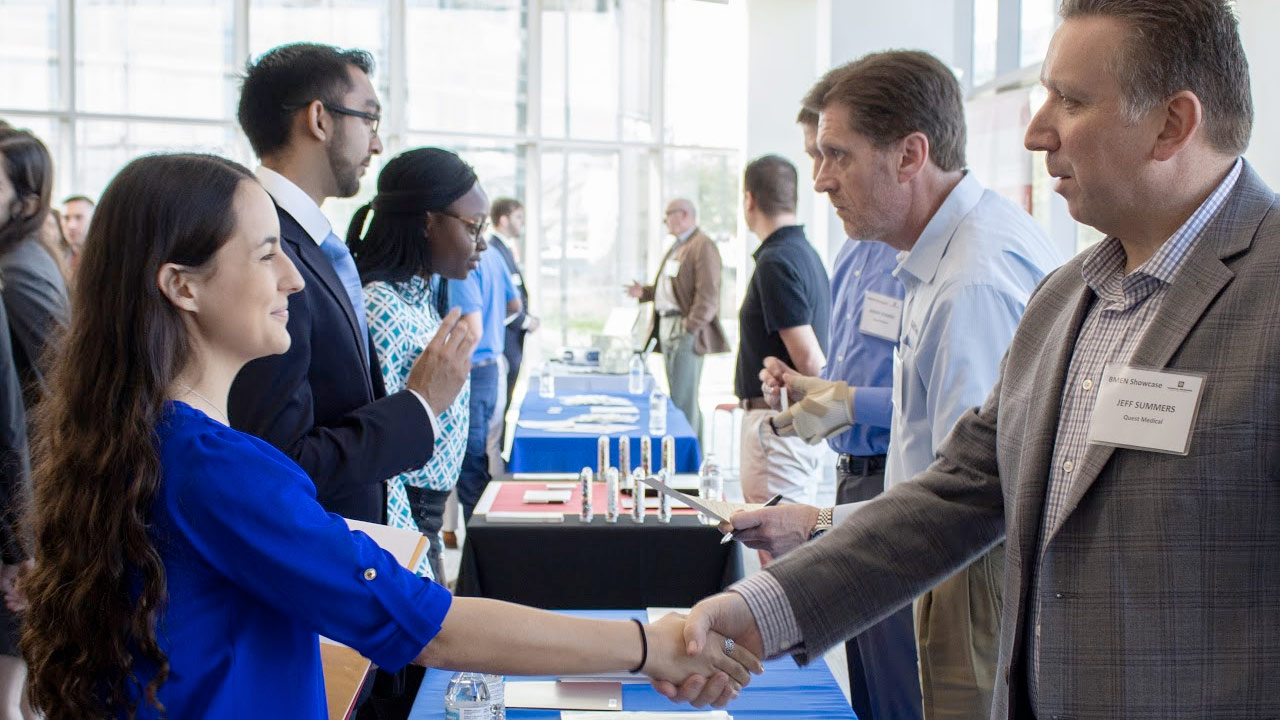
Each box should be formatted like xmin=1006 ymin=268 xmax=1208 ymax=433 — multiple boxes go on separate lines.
xmin=656 ymin=310 xmax=682 ymax=318
xmin=837 ymin=453 xmax=887 ymax=476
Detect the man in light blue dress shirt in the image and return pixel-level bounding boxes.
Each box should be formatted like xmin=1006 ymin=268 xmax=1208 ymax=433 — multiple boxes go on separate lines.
xmin=744 ymin=51 xmax=1061 ymax=720
xmin=754 ymin=99 xmax=920 ymax=720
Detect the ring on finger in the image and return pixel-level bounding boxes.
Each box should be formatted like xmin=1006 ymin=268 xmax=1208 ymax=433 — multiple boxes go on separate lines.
xmin=722 ymin=637 xmax=735 ymax=656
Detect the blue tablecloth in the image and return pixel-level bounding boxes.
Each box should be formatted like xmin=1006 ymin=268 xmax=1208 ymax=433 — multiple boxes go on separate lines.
xmin=509 ymin=375 xmax=701 ymax=474
xmin=408 ymin=609 xmax=856 ymax=719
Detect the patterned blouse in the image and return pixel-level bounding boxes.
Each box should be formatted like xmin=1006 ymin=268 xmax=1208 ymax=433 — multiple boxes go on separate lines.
xmin=366 ymin=276 xmax=471 ymax=577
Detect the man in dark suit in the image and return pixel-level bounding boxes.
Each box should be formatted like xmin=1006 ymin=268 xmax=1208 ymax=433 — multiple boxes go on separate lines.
xmin=487 ymin=197 xmax=539 ymax=430
xmin=229 ymin=43 xmax=474 ymax=525
xmin=674 ymin=2 xmax=1280 ymax=718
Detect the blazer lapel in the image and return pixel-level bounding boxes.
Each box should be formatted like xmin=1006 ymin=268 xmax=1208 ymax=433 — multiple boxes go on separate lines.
xmin=1013 ymin=279 xmax=1093 ymax=563
xmin=1044 ymin=165 xmax=1269 ymax=541
xmin=280 ymin=213 xmax=375 ymax=394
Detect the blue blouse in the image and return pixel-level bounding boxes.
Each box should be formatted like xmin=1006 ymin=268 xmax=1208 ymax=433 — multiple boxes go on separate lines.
xmin=131 ymin=401 xmax=452 ymax=718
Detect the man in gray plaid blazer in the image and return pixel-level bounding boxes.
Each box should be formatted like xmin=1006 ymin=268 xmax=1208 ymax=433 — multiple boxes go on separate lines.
xmin=664 ymin=1 xmax=1280 ymax=717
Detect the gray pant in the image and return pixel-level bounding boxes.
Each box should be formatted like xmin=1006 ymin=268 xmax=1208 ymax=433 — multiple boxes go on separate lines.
xmin=838 ymin=461 xmax=924 ymax=720
xmin=404 ymin=486 xmax=451 ymax=583
xmin=660 ymin=316 xmax=703 ymax=438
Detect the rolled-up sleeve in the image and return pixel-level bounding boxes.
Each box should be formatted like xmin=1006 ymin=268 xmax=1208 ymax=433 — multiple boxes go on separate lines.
xmin=164 ymin=429 xmax=452 ymax=671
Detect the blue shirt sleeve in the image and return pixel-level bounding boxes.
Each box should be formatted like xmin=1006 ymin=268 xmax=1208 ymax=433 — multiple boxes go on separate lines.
xmin=502 ymin=264 xmax=518 ymax=303
xmin=447 ymin=271 xmax=484 ymax=316
xmin=853 ymin=386 xmax=893 ymax=429
xmin=914 ymin=283 xmax=1024 ymax=452
xmin=162 ymin=426 xmax=452 ymax=670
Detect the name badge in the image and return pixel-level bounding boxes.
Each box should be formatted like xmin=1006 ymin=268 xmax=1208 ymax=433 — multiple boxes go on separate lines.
xmin=664 ymin=260 xmax=681 ymax=278
xmin=1086 ymin=364 xmax=1206 ymax=455
xmin=860 ymin=291 xmax=903 ymax=341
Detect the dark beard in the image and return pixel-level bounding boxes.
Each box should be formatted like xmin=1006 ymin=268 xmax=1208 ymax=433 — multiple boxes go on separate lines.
xmin=326 ymin=126 xmax=363 ymax=198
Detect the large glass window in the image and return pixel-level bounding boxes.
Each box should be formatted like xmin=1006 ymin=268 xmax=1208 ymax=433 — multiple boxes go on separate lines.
xmin=541 ymin=0 xmax=620 ymax=141
xmin=972 ymin=0 xmax=1000 ymax=88
xmin=249 ymin=0 xmax=390 ymax=101
xmin=75 ymin=120 xmax=242 ymax=195
xmin=663 ymin=0 xmax=745 ymax=148
xmin=405 ymin=0 xmax=527 ymax=137
xmin=1020 ymin=0 xmax=1056 ymax=67
xmin=0 ymin=0 xmax=60 ymax=111
xmin=0 ymin=0 xmax=746 ymax=361
xmin=539 ymin=150 xmax=622 ymax=346
xmin=76 ymin=0 xmax=235 ymax=120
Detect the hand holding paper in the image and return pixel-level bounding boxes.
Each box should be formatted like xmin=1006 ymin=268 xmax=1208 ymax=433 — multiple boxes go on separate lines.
xmin=718 ymin=504 xmax=821 ymax=557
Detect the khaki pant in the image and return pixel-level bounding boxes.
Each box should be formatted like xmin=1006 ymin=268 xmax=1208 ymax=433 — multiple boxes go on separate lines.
xmin=738 ymin=408 xmax=824 ymax=506
xmin=914 ymin=544 xmax=1005 ymax=720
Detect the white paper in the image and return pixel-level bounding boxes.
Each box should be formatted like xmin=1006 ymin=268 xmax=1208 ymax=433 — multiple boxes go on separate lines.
xmin=561 ymin=395 xmax=636 ymax=407
xmin=645 ymin=607 xmax=690 ymax=624
xmin=636 ymin=475 xmax=762 ymax=522
xmin=524 ymin=489 xmax=573 ymax=504
xmin=558 ymin=672 xmax=649 ymax=685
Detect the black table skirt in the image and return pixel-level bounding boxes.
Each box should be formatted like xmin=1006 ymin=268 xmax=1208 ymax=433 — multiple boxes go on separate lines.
xmin=454 ymin=514 xmax=744 ymax=609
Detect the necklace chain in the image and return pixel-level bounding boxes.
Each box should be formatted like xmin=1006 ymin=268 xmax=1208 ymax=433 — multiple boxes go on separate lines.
xmin=177 ymin=383 xmax=229 ymax=425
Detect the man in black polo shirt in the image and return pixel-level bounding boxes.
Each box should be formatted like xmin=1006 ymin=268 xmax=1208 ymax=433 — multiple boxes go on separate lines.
xmin=736 ymin=154 xmax=830 ymax=522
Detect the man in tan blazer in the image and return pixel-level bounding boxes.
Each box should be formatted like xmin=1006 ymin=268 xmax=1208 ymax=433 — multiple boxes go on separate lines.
xmin=627 ymin=198 xmax=728 ymax=436
xmin=669 ymin=1 xmax=1280 ymax=717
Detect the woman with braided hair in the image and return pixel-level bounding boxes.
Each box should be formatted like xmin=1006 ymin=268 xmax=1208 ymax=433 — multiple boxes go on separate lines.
xmin=349 ymin=147 xmax=485 ymax=582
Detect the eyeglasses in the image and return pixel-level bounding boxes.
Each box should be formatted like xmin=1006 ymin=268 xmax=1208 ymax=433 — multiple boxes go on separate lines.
xmin=435 ymin=210 xmax=489 ymax=245
xmin=323 ymin=103 xmax=381 ymax=135
xmin=283 ymin=100 xmax=381 ymax=135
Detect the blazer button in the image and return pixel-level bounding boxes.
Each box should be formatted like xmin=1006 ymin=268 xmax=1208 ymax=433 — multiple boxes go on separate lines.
xmin=363 ymin=568 xmax=377 ymax=581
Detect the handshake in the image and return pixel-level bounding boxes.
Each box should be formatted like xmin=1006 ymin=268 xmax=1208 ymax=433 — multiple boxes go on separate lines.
xmin=643 ymin=595 xmax=771 ymax=707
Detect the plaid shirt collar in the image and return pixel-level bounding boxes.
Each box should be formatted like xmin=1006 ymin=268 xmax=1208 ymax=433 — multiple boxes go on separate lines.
xmin=1081 ymin=158 xmax=1243 ymax=311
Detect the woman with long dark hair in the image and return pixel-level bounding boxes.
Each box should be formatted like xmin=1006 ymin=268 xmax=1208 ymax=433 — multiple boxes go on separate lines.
xmin=0 ymin=129 xmax=70 ymax=408
xmin=19 ymin=153 xmax=758 ymax=719
xmin=350 ymin=147 xmax=482 ymax=581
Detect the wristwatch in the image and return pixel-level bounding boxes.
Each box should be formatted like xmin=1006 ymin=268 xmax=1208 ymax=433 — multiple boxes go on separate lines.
xmin=810 ymin=506 xmax=834 ymax=539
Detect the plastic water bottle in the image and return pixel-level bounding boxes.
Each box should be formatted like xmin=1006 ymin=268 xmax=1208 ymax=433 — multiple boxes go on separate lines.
xmin=444 ymin=672 xmax=490 ymax=720
xmin=628 ymin=353 xmax=646 ymax=395
xmin=648 ymin=388 xmax=668 ymax=436
xmin=482 ymin=674 xmax=505 ymax=719
xmin=698 ymin=452 xmax=724 ymax=525
xmin=539 ymin=363 xmax=555 ymax=398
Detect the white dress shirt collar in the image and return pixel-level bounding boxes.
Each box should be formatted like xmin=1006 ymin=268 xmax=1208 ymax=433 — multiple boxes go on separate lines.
xmin=255 ymin=166 xmax=334 ymax=246
xmin=896 ymin=172 xmax=984 ymax=286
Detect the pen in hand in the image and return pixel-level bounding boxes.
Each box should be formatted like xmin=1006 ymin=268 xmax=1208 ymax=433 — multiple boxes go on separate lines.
xmin=720 ymin=493 xmax=785 ymax=544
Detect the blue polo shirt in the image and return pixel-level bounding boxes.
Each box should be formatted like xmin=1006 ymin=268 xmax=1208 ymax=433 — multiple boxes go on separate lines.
xmin=447 ymin=247 xmax=518 ymax=364
xmin=823 ymin=238 xmax=903 ymax=456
